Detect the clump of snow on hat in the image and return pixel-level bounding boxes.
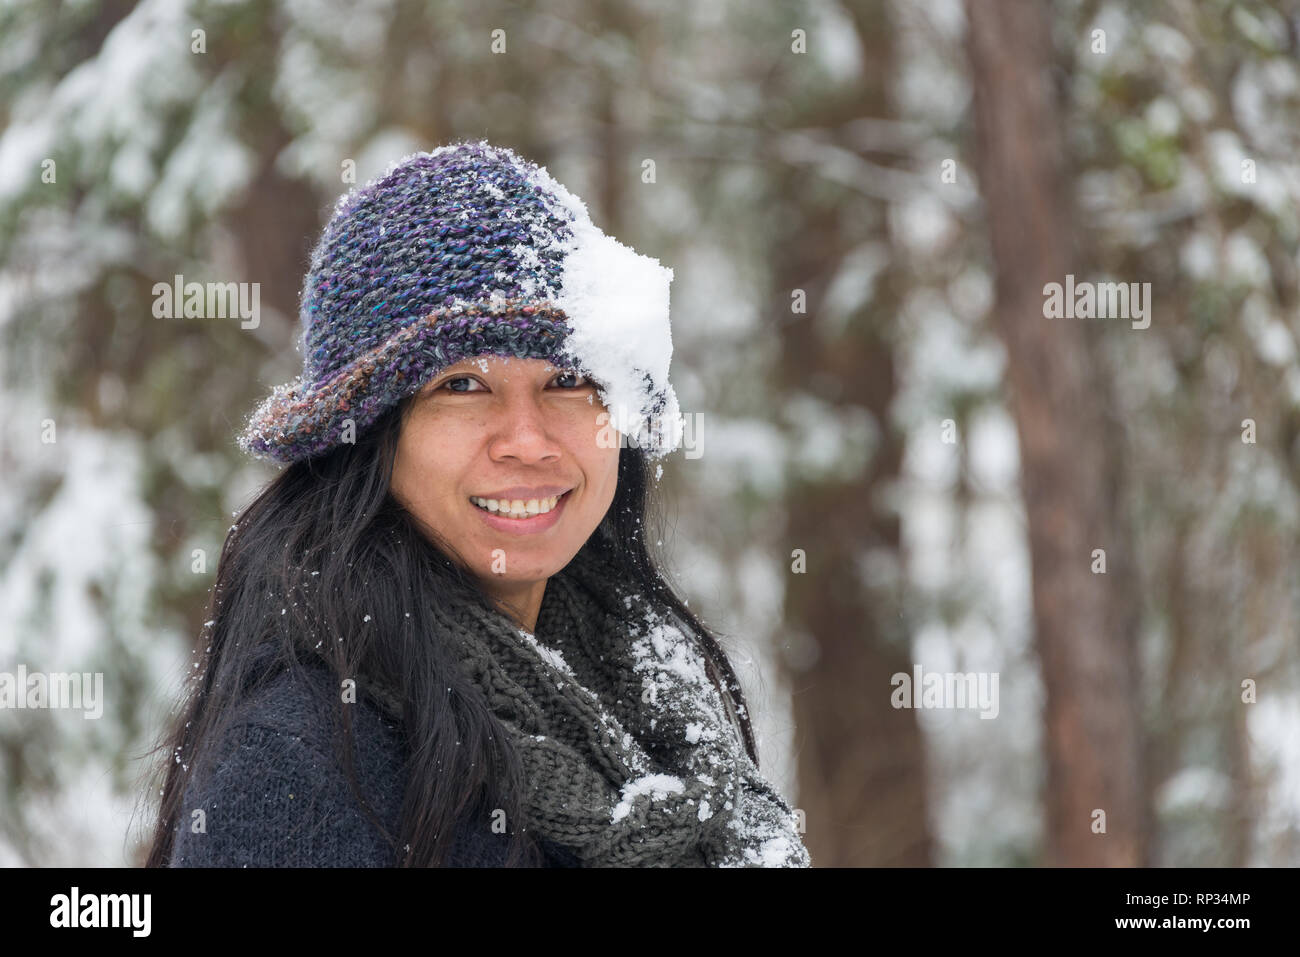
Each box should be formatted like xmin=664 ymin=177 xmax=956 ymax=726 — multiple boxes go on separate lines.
xmin=512 ymin=157 xmax=683 ymax=458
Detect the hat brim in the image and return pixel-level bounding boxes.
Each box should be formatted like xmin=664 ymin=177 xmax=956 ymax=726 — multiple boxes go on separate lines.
xmin=237 ymin=301 xmax=575 ymax=465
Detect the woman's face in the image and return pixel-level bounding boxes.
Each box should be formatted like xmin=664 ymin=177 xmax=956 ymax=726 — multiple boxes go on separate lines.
xmin=390 ymin=355 xmax=620 ymax=609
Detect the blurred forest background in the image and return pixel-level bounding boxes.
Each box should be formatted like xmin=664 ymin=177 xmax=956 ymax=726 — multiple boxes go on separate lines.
xmin=1 ymin=0 xmax=1297 ymax=867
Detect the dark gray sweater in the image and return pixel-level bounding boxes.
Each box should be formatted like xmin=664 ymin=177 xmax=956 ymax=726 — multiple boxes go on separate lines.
xmin=167 ymin=653 xmax=579 ymax=868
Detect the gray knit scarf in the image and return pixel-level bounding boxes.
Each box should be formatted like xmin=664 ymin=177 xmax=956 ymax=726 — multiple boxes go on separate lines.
xmin=370 ymin=545 xmax=811 ymax=867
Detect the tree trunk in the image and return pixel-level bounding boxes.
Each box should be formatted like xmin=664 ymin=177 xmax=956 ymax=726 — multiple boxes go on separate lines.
xmin=776 ymin=0 xmax=933 ymax=867
xmin=964 ymin=0 xmax=1145 ymax=866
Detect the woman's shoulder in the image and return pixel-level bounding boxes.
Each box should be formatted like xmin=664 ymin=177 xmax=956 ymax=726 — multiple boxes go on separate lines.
xmin=168 ymin=653 xmax=409 ymax=867
xmin=228 ymin=651 xmax=405 ymax=753
xmin=168 ymin=651 xmax=581 ymax=867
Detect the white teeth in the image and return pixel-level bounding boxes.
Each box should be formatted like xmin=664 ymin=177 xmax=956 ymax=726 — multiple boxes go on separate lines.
xmin=470 ymin=493 xmax=563 ymax=517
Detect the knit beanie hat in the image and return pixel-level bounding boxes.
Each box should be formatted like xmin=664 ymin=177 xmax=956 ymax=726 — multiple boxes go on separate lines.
xmin=237 ymin=139 xmax=683 ymax=465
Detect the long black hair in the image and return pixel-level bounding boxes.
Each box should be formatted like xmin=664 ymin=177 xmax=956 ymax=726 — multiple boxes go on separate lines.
xmin=142 ymin=389 xmax=759 ymax=867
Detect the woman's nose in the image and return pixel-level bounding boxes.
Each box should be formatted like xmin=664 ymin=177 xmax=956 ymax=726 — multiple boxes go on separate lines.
xmin=487 ymin=394 xmax=562 ymax=463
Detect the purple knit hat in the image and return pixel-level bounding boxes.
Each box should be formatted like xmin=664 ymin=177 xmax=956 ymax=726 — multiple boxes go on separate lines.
xmin=237 ymin=139 xmax=681 ymax=465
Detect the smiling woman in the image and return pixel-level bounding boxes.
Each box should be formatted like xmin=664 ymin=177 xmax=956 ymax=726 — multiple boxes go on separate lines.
xmin=142 ymin=140 xmax=811 ymax=869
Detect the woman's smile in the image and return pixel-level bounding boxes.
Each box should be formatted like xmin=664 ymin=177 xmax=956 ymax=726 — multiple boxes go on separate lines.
xmin=469 ymin=487 xmax=574 ymax=534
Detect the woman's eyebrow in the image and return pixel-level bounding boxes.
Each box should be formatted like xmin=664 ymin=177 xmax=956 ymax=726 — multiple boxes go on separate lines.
xmin=423 ymin=362 xmax=568 ymax=388
xmin=430 ymin=365 xmax=479 ymax=380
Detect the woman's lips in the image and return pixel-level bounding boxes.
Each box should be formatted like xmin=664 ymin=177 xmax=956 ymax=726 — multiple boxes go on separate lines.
xmin=470 ymin=489 xmax=571 ymax=535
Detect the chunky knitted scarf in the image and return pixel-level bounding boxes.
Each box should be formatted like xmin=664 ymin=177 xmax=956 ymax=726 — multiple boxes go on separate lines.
xmin=370 ymin=545 xmax=811 ymax=867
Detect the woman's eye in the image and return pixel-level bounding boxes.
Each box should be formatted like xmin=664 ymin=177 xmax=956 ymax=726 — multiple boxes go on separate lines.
xmin=553 ymin=371 xmax=589 ymax=389
xmin=443 ymin=376 xmax=485 ymax=393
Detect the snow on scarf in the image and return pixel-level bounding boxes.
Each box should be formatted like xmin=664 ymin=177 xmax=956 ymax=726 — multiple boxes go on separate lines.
xmin=397 ymin=545 xmax=811 ymax=867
